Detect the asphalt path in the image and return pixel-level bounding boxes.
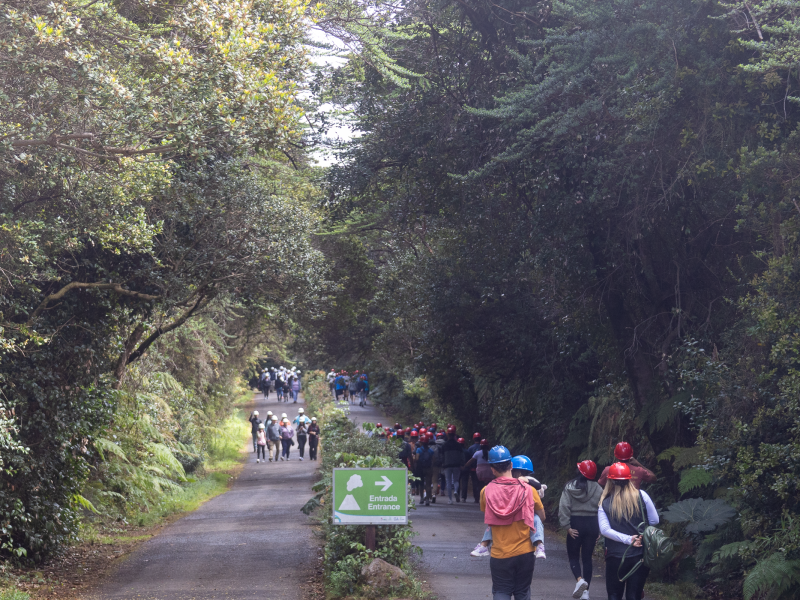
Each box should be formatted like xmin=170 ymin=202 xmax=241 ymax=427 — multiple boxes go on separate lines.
xmin=344 ymin=399 xmax=600 ymax=600
xmin=97 ymin=390 xmax=318 ymax=600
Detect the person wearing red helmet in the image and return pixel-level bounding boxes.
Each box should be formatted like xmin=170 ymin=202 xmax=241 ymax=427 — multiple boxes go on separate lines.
xmin=559 ymin=461 xmax=603 ymax=599
xmin=414 ymin=433 xmax=436 ymax=505
xmin=441 ymin=428 xmax=466 ymax=504
xmin=395 ymin=422 xmax=402 ymax=430
xmin=597 ymin=442 xmax=657 ymax=489
xmin=459 ymin=433 xmax=483 ymax=503
xmin=599 ymin=462 xmax=660 ymax=600
xmin=462 ymin=439 xmax=494 ymax=503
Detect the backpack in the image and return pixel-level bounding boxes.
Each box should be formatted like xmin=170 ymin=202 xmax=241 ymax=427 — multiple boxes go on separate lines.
xmin=417 ymin=447 xmax=433 ymax=468
xmin=432 ymin=443 xmax=444 ymax=468
xmin=619 ymin=493 xmax=677 ymax=581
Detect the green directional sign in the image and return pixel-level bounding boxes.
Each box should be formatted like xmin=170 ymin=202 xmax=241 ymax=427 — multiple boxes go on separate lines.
xmin=332 ymin=468 xmax=408 ymax=525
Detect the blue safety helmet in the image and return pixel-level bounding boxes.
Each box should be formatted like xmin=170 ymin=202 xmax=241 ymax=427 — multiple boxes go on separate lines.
xmin=487 ymin=445 xmax=512 ymax=464
xmin=511 ymin=455 xmax=534 ymax=475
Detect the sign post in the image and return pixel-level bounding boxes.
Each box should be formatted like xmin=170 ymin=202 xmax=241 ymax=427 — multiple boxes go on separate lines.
xmin=332 ymin=468 xmax=408 ymax=527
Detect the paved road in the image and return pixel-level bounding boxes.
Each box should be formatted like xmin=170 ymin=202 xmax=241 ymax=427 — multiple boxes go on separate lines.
xmin=344 ymin=400 xmax=600 ymax=600
xmin=97 ymin=390 xmax=318 ymax=600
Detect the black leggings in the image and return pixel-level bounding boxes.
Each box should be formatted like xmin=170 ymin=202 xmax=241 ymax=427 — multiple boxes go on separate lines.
xmin=297 ymin=436 xmax=307 ymax=458
xmin=566 ymin=515 xmax=599 ymax=586
xmin=256 ymin=445 xmax=266 ymax=460
xmin=605 ymin=555 xmax=649 ymax=600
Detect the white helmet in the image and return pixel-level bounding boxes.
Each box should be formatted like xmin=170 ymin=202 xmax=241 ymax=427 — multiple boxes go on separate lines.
xmin=266 ymin=411 xmax=273 ymax=416
xmin=280 ymin=366 xmax=284 ymax=370
xmin=296 ymin=370 xmax=301 ymax=374
xmin=253 ymin=411 xmax=259 ymax=416
xmin=271 ymin=416 xmax=278 ymax=422
xmin=298 ymin=408 xmax=305 ymax=414
xmin=311 ymin=417 xmax=317 ymax=421
xmin=258 ymin=423 xmax=265 ymax=429
xmin=281 ymin=413 xmax=287 ymax=419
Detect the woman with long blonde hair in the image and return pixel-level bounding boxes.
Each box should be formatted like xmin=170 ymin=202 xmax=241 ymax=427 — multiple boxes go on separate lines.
xmin=598 ymin=462 xmax=659 ymax=600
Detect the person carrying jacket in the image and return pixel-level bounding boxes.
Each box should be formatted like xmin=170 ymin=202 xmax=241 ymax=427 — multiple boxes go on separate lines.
xmin=481 ymin=446 xmax=540 ymax=600
xmin=559 ymin=460 xmax=603 ymax=600
xmin=597 ymin=442 xmax=656 ymax=489
xmin=441 ymin=428 xmax=465 ymax=504
xmin=599 ymin=462 xmax=660 ymax=600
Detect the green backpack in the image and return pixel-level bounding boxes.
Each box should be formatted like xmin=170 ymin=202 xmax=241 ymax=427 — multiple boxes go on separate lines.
xmin=619 ymin=493 xmax=677 ymax=581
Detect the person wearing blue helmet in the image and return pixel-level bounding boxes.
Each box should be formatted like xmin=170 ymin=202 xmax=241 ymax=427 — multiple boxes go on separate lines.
xmin=471 ymin=455 xmax=548 ymax=561
xmin=480 ymin=446 xmax=542 ymax=600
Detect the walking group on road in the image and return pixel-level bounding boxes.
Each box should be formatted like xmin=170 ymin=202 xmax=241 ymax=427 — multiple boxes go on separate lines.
xmin=249 ymin=407 xmax=319 ymax=463
xmin=368 ymin=419 xmax=659 ymax=600
xmin=258 ymin=365 xmax=302 ymax=403
xmin=327 ymin=368 xmax=370 ymax=406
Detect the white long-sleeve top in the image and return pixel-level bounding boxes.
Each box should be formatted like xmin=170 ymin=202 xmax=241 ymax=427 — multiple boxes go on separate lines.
xmin=598 ymin=490 xmax=659 ymax=545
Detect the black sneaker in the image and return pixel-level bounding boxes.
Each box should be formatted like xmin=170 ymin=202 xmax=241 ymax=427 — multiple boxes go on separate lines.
xmin=431 ymin=497 xmax=436 ymax=504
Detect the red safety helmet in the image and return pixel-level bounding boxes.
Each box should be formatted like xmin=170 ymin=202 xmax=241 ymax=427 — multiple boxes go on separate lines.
xmin=385 ymin=427 xmax=391 ymax=433
xmin=404 ymin=427 xmax=412 ymax=434
xmin=376 ymin=423 xmax=382 ymax=428
xmin=410 ymin=429 xmax=419 ymax=437
xmin=614 ymin=442 xmax=634 ymax=461
xmin=447 ymin=423 xmax=452 ymax=428
xmin=480 ymin=438 xmax=488 ymax=447
xmin=418 ymin=421 xmax=425 ymax=427
xmin=446 ymin=425 xmax=456 ymax=434
xmin=430 ymin=423 xmax=437 ymax=429
xmin=607 ymin=462 xmax=632 ymax=480
xmin=419 ymin=427 xmax=427 ymax=435
xmin=472 ymin=432 xmax=481 ymax=440
xmin=457 ymin=437 xmax=465 ymax=445
xmin=395 ymin=423 xmax=401 ymax=429
xmin=577 ymin=460 xmax=598 ymax=480
xmin=436 ymin=432 xmax=444 ymax=439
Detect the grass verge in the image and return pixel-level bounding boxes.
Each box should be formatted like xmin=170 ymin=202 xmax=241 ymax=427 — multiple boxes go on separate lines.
xmin=302 ymin=371 xmax=432 ymax=600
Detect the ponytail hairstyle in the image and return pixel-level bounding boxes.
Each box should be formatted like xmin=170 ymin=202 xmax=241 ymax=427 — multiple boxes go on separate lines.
xmin=598 ymin=479 xmax=640 ymax=522
xmin=569 ymin=468 xmax=588 ymax=492
xmin=481 ymin=446 xmax=489 ymax=460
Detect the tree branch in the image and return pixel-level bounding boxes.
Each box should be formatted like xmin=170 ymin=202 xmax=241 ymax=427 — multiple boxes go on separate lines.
xmin=124 ymin=294 xmax=212 ymax=366
xmin=27 ymin=282 xmax=160 ymax=326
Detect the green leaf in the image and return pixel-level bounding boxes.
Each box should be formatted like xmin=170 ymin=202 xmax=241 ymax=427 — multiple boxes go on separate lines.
xmin=663 ymin=498 xmax=737 ymax=534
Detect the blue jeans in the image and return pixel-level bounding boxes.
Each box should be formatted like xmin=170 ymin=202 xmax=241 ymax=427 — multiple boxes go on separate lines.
xmin=444 ymin=467 xmax=461 ymax=500
xmin=482 ymin=515 xmax=544 ymax=546
xmin=281 ymin=438 xmax=292 ymax=458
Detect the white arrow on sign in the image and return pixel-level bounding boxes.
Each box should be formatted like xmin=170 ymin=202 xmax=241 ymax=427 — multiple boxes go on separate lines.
xmin=374 ymin=475 xmax=393 ymax=492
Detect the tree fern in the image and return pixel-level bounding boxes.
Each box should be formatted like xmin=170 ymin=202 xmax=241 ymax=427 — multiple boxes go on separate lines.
xmin=678 ymin=468 xmax=714 ymax=495
xmin=743 ymin=552 xmax=800 ymax=600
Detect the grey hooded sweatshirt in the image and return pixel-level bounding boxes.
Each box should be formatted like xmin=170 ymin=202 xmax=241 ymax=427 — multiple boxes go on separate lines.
xmin=558 ymin=480 xmax=603 ymax=528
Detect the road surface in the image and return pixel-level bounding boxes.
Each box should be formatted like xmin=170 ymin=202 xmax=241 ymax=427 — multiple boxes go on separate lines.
xmin=97 ymin=390 xmax=318 ymax=600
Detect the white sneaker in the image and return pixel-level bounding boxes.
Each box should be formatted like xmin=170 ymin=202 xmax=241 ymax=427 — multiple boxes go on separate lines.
xmin=535 ymin=542 xmax=546 ymax=559
xmin=256 ymin=459 xmax=260 ymax=463
xmin=470 ymin=544 xmax=490 ymax=557
xmin=580 ymin=591 xmax=589 ymax=600
xmin=448 ymin=499 xmax=453 ymax=505
xmin=299 ymin=457 xmax=304 ymax=461
xmin=573 ymin=578 xmax=588 ymax=599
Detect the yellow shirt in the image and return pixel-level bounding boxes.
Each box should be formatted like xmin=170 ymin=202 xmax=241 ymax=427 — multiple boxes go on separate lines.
xmin=480 ymin=484 xmax=543 ymax=559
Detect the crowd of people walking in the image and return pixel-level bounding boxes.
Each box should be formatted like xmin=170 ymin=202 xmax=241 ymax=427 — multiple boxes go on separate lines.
xmin=366 ymin=420 xmax=658 ymax=600
xmin=257 ymin=365 xmax=302 ymax=402
xmin=250 ymin=369 xmax=660 ymax=600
